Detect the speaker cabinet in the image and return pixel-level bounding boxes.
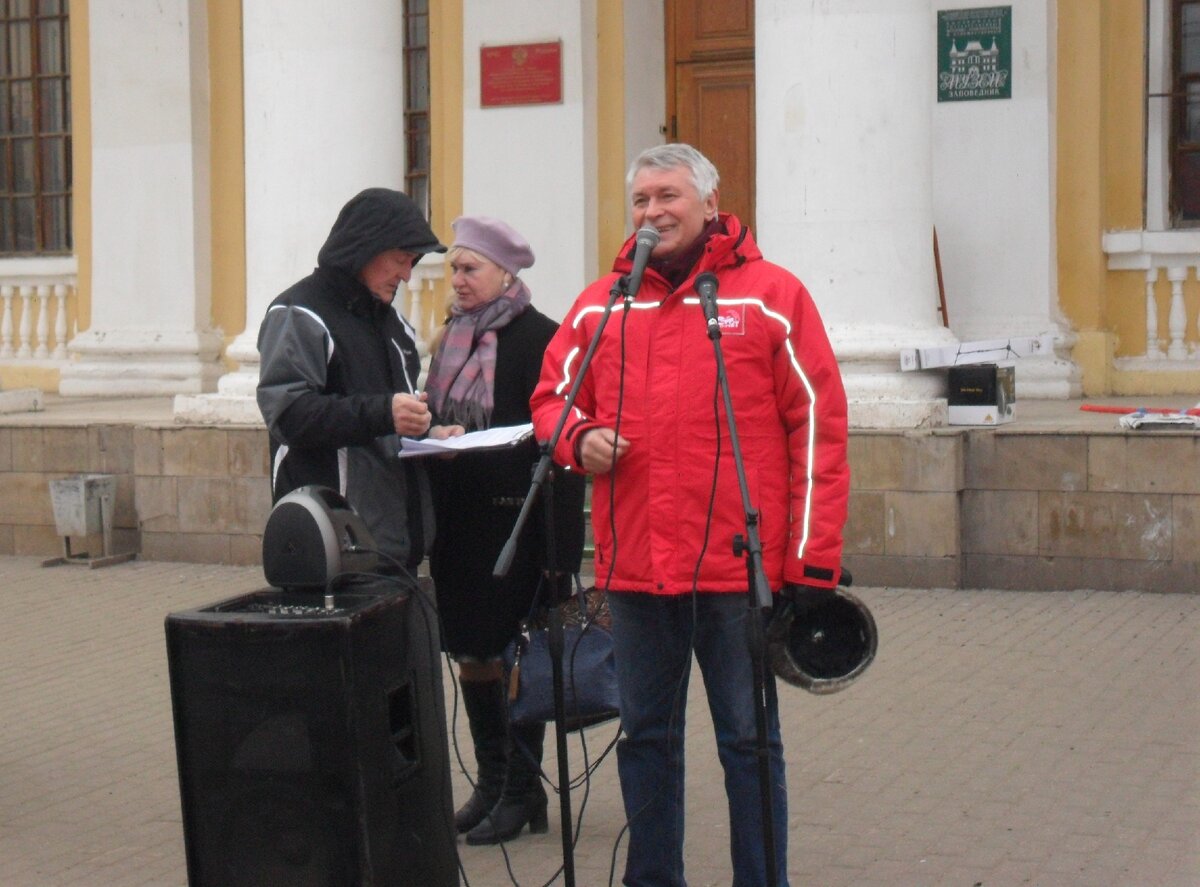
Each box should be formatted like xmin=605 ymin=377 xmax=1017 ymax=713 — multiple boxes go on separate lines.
xmin=166 ymin=581 xmax=458 ymax=887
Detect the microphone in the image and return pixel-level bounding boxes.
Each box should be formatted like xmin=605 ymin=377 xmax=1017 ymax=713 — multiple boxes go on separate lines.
xmin=623 ymin=226 xmax=660 ymax=299
xmin=696 ymin=271 xmax=720 ymax=336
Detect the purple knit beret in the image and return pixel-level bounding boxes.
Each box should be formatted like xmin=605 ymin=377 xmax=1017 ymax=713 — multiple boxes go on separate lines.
xmin=450 ymin=215 xmax=535 ymax=275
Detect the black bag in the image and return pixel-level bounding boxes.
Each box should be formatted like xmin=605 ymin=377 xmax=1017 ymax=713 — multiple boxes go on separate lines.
xmin=503 ymin=579 xmax=620 ymax=731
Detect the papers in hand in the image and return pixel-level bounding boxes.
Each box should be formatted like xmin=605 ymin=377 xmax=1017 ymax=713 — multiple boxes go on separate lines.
xmin=398 ymin=423 xmax=535 ymax=458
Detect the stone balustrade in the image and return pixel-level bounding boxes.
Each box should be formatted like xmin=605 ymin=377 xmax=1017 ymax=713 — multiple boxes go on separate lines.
xmin=1102 ymin=230 xmax=1200 ymax=367
xmin=405 ymin=253 xmax=446 ymax=359
xmin=0 ymin=254 xmax=444 ymax=406
xmin=0 ymin=258 xmax=77 ymax=368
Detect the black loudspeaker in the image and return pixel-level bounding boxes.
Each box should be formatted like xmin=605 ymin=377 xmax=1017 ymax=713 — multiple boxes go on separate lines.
xmin=165 ymin=581 xmax=459 ymax=887
xmin=262 ymin=486 xmax=379 ymax=589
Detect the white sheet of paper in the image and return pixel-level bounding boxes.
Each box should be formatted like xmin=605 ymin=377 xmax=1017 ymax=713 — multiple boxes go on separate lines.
xmin=398 ymin=422 xmax=534 ymax=458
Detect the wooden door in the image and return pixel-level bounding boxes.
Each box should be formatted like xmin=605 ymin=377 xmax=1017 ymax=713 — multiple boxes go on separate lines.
xmin=666 ymin=0 xmax=756 ymax=232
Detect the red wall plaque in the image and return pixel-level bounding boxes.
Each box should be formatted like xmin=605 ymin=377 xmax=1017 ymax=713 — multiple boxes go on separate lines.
xmin=480 ymin=41 xmax=562 ymax=107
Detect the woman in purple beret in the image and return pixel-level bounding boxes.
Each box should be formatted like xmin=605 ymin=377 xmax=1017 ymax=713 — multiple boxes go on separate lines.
xmin=425 ymin=216 xmax=585 ymax=845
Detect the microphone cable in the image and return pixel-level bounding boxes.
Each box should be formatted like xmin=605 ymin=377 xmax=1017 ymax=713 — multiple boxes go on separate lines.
xmin=482 ymin=574 xmax=623 ymax=887
xmin=335 ymin=476 xmax=627 ymax=883
xmin=379 ymin=436 xmax=629 ymax=886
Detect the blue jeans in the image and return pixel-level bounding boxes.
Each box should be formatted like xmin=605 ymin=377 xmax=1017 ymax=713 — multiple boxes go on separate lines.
xmin=607 ymin=591 xmax=789 ymax=887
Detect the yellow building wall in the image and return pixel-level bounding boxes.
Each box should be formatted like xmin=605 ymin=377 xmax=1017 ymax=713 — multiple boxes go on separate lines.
xmin=1104 ymin=0 xmax=1200 ymax=395
xmin=52 ymin=1 xmax=623 ymax=393
xmin=65 ymin=6 xmax=1192 ymax=400
xmin=2 ymin=1 xmax=92 ymax=390
xmin=424 ymin=1 xmax=462 ymax=333
xmin=3 ymin=2 xmax=243 ymax=392
xmin=1098 ymin=0 xmax=1148 ymax=392
xmin=596 ymin=4 xmax=627 ymax=276
xmin=430 ymin=1 xmax=463 ymax=247
xmin=68 ymin=0 xmax=90 ymax=337
xmin=1057 ymin=2 xmax=1113 ymax=394
xmin=1059 ymin=1 xmax=1200 ymax=395
xmin=1100 ymin=0 xmax=1152 ymax=384
xmin=1100 ymin=0 xmax=1145 ymax=232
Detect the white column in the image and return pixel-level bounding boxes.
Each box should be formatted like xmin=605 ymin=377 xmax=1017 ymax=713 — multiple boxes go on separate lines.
xmin=932 ymin=0 xmax=1080 ymax=398
xmin=60 ymin=0 xmax=223 ymax=396
xmin=757 ymin=0 xmax=955 ymax=428
xmin=176 ymin=0 xmax=410 ymax=423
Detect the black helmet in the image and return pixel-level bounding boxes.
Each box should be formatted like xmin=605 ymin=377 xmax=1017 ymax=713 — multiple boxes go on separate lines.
xmin=767 ymin=586 xmax=878 ymax=694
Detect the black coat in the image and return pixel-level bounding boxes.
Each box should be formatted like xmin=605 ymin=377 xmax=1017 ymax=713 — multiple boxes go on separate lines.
xmin=256 ymin=189 xmax=441 ymax=572
xmin=428 ymin=306 xmax=586 ymax=658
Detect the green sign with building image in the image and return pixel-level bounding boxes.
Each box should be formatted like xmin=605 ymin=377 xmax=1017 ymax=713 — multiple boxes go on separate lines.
xmin=938 ymin=6 xmax=1012 ymax=102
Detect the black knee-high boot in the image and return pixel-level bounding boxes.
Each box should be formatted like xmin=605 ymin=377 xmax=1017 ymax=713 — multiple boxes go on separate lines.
xmin=465 ymin=720 xmax=549 ymax=845
xmin=454 ymin=679 xmax=509 ymax=834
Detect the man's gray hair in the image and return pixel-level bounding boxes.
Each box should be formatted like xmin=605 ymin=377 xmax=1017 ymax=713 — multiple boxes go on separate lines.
xmin=626 ymin=143 xmax=720 ymax=201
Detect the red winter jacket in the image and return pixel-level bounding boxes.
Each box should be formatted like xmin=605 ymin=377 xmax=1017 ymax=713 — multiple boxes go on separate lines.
xmin=531 ymin=214 xmax=849 ymax=595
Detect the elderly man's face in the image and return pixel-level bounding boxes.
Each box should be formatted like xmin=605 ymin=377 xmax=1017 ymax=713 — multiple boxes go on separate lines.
xmin=630 ymin=165 xmax=718 ymax=262
xmin=359 ymin=249 xmax=419 ymax=304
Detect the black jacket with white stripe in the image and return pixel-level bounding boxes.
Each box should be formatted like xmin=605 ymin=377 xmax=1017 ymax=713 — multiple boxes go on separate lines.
xmin=256 ymin=191 xmax=439 ymax=573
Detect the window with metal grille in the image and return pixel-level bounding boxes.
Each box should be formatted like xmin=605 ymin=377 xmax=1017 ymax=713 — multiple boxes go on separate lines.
xmin=404 ymin=0 xmax=430 ymax=223
xmin=0 ymin=0 xmax=71 ymax=255
xmin=1172 ymin=0 xmax=1200 ymax=223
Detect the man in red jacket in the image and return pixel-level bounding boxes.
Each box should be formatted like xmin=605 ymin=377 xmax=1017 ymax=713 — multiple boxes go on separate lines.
xmin=531 ymin=143 xmax=850 ymax=886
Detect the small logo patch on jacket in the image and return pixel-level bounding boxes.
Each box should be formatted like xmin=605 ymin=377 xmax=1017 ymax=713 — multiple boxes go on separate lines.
xmin=717 ymin=304 xmax=746 ymax=335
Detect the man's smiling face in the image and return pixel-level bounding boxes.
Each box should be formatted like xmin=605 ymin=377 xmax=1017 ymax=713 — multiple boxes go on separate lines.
xmin=629 ymin=165 xmax=719 ymax=262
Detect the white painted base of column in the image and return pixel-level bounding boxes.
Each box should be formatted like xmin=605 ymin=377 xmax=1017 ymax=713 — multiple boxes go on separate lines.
xmin=849 ymin=398 xmax=948 ymax=429
xmin=0 ymin=387 xmax=43 ymax=413
xmin=171 ymin=328 xmax=263 ymax=424
xmin=1011 ymin=355 xmax=1083 ymax=399
xmin=215 ymin=330 xmax=261 ymax=398
xmin=217 ymin=370 xmax=259 ymax=397
xmin=832 ymin=323 xmax=957 ymax=429
xmin=60 ymin=329 xmax=224 ymax=396
xmin=173 ymin=392 xmax=264 ymax=425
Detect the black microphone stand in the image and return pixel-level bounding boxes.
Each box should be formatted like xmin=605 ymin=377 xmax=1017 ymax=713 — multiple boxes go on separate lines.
xmin=493 ymin=275 xmax=630 ymax=887
xmin=698 ymin=282 xmax=780 ymax=887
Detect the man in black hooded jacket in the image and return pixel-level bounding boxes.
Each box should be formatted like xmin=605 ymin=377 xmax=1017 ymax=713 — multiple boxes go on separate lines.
xmin=256 ymin=188 xmax=447 ymax=577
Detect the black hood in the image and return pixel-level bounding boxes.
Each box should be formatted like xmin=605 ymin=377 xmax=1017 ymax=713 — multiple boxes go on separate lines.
xmin=316 ymin=188 xmax=447 ymax=276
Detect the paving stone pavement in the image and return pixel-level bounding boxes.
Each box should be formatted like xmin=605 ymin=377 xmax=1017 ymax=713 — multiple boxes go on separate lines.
xmin=0 ymin=555 xmax=1196 ymax=887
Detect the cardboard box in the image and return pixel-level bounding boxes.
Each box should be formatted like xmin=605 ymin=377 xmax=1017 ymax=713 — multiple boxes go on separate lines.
xmin=947 ymin=364 xmax=1015 ymax=426
xmin=899 ymin=334 xmax=1053 ymax=371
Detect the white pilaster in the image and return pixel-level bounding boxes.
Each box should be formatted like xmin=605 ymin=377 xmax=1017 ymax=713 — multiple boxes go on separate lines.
xmin=461 ymin=0 xmax=597 ymax=322
xmin=932 ymin=0 xmax=1080 ymax=399
xmin=177 ymin=0 xmax=409 ymax=423
xmin=61 ymin=0 xmax=223 ymax=397
xmin=757 ymin=0 xmax=955 ymax=428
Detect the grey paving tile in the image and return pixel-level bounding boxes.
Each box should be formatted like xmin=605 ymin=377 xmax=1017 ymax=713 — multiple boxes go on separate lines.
xmin=0 ymin=557 xmax=1196 ymax=886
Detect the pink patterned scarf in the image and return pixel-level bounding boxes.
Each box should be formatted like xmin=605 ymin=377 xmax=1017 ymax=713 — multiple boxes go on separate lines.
xmin=426 ymin=279 xmax=532 ymax=429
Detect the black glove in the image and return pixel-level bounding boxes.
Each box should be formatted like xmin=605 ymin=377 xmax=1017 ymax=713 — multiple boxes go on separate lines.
xmin=780 ymin=565 xmax=851 ymax=596
xmin=780 ymin=583 xmax=835 ymax=618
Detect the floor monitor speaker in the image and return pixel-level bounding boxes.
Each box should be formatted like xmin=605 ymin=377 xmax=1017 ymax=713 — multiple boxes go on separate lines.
xmin=165 ymin=581 xmax=458 ymax=886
